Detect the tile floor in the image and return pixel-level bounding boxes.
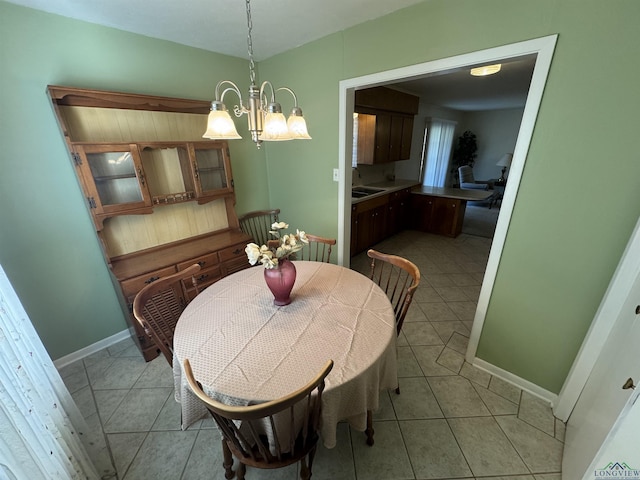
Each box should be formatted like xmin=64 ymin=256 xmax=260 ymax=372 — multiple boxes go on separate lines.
xmin=59 ymin=230 xmax=564 ymax=479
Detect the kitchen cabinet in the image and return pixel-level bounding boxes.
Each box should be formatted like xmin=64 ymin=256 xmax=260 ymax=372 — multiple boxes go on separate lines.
xmin=354 ymin=112 xmax=414 ymax=165
xmin=354 ymin=86 xmax=419 ymax=165
xmin=352 ymin=194 xmax=388 ymax=255
xmin=411 ymin=194 xmax=466 ymax=237
xmin=387 ymin=187 xmax=412 ymax=236
xmin=49 ymin=85 xmax=251 ymax=361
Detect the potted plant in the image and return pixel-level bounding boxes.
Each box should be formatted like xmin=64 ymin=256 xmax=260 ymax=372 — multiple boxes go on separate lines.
xmin=451 ymin=130 xmax=478 ymax=186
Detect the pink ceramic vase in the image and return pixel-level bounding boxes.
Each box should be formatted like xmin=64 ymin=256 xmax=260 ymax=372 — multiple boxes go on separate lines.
xmin=263 ymin=258 xmax=296 ymax=306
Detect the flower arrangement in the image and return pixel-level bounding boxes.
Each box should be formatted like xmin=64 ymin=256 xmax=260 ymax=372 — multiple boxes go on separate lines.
xmin=245 ymin=222 xmax=308 ymax=269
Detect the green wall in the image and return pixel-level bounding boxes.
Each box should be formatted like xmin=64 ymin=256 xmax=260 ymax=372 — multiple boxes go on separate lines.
xmin=0 ymin=2 xmax=268 ymax=359
xmin=2 ymin=0 xmax=640 ymax=394
xmin=259 ymin=0 xmax=640 ymax=393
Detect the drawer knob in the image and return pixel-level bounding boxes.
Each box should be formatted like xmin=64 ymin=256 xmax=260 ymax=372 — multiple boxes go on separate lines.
xmin=144 ymin=276 xmax=160 ymax=284
xmin=197 ymin=261 xmax=206 ymax=267
xmin=233 ymin=248 xmax=243 ymax=255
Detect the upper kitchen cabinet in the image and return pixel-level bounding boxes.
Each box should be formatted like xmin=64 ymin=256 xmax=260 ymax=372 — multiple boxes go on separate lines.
xmin=354 ymin=87 xmax=419 ymax=165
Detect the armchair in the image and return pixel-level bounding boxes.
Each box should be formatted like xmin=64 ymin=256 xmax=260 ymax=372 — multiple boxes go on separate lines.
xmin=458 ymin=165 xmax=494 ymax=191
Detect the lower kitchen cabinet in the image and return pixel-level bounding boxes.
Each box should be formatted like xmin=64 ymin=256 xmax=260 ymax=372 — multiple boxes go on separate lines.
xmin=411 ymin=194 xmax=466 ymax=237
xmin=351 ymin=187 xmax=413 ymax=256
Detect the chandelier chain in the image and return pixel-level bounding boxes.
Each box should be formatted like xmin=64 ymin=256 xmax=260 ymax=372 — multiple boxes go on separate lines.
xmin=245 ymin=0 xmax=256 ymax=86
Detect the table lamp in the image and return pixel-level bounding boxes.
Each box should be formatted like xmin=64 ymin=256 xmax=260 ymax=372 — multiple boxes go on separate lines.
xmin=496 ymin=153 xmax=513 ymax=183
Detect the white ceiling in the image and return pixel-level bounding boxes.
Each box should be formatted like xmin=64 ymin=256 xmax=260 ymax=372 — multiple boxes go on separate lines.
xmin=9 ymin=0 xmax=536 ymax=111
xmin=6 ymin=0 xmax=426 ymax=61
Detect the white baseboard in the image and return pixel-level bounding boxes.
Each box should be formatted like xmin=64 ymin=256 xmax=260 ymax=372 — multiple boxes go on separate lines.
xmin=53 ymin=328 xmax=133 ymax=369
xmin=472 ymin=357 xmax=559 ymax=408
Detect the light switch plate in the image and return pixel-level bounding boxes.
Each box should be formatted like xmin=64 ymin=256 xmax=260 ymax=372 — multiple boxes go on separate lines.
xmin=333 ymin=168 xmax=340 ymax=182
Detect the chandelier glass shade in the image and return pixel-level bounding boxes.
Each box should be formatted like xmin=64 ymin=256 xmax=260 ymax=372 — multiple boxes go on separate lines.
xmin=202 ymin=0 xmax=311 ymax=148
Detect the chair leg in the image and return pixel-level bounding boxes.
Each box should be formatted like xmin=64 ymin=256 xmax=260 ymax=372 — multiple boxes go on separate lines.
xmin=222 ymin=440 xmax=234 ymax=480
xmin=304 ymin=444 xmax=318 ymax=479
xmin=237 ymin=463 xmax=246 ymax=480
xmin=365 ymin=410 xmax=375 ymax=446
xmin=300 ymin=455 xmax=310 ymax=480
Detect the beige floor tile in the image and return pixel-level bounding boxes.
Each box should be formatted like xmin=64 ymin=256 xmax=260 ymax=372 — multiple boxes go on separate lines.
xmin=447 ymin=301 xmax=479 ymax=321
xmin=428 ymin=376 xmax=491 ymax=418
xmin=436 ymin=347 xmax=465 ymax=373
xmin=107 ymin=432 xmax=147 ymax=478
xmin=431 ymin=321 xmax=470 ymax=344
xmin=123 ymin=430 xmax=198 ymax=480
xmin=391 ymin=377 xmax=443 ymax=420
xmin=412 ymin=345 xmax=458 ymax=376
xmin=351 ymin=421 xmax=414 ymax=480
xmin=434 ymin=285 xmax=470 ymax=302
xmin=400 ymin=419 xmax=472 ymax=479
xmin=402 ymin=321 xmax=444 ymax=346
xmin=448 ymin=416 xmax=529 ymax=477
xmin=313 ymin=423 xmax=356 ymax=480
xmin=472 ymin=383 xmax=519 ymax=415
xmin=446 ymin=331 xmax=469 ymax=354
xmin=396 ymin=345 xmax=424 ymax=378
xmin=518 ymin=391 xmax=555 ymax=436
xmin=489 ymin=375 xmax=522 ymax=404
xmin=412 ymin=285 xmax=444 ymax=303
xmin=495 ymin=415 xmax=564 ymax=473
xmin=104 ymin=387 xmax=173 ymax=433
xmin=419 ymin=302 xmax=459 ymax=321
xmin=459 ymin=362 xmax=491 ymax=387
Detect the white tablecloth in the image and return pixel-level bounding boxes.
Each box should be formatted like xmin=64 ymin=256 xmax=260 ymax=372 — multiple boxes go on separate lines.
xmin=173 ymin=261 xmax=397 ymax=448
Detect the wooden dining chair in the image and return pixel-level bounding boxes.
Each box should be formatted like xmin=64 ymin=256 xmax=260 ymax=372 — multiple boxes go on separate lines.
xmin=132 ymin=264 xmax=201 ymax=366
xmin=299 ymin=234 xmax=336 ymax=263
xmin=183 ymin=359 xmax=334 ymax=480
xmin=367 ymin=249 xmax=421 ymax=336
xmin=239 ymin=209 xmax=280 ymax=247
xmin=365 ymin=249 xmax=420 ymax=445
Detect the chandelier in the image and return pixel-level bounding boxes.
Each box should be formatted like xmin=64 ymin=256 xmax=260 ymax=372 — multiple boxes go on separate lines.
xmin=202 ymin=0 xmax=311 ymax=148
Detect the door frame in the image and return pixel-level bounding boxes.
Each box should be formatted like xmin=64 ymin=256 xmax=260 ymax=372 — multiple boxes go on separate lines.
xmin=337 ymin=33 xmax=557 ymax=390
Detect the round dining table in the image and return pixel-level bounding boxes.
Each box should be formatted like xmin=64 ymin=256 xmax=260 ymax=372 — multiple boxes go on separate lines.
xmin=172 ymin=260 xmax=397 ymax=448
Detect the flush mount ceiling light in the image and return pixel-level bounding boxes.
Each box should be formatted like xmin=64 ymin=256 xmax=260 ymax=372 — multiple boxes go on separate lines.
xmin=202 ymin=0 xmax=311 ymax=148
xmin=470 ymin=64 xmax=502 ymax=76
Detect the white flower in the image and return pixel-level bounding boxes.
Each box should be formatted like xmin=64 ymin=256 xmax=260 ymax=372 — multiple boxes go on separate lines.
xmin=245 ymin=220 xmax=307 ymax=269
xmin=245 ymin=243 xmax=261 ymax=265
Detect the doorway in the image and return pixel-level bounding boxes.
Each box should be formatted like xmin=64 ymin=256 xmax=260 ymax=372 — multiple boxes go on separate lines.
xmin=337 ymin=34 xmax=557 ymax=372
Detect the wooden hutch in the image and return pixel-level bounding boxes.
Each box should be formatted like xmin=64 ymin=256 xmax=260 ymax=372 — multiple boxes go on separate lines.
xmin=48 ymin=85 xmax=252 ymax=361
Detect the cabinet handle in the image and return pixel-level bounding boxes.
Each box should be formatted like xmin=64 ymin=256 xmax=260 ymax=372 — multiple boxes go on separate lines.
xmin=138 ymin=168 xmax=145 ymax=186
xmin=233 ymin=248 xmax=243 ymax=255
xmin=197 ymin=261 xmax=206 ymax=267
xmin=144 ymin=276 xmax=159 ymax=284
xmin=193 ymin=162 xmax=199 ymax=179
xmin=197 ymin=274 xmax=209 ymax=282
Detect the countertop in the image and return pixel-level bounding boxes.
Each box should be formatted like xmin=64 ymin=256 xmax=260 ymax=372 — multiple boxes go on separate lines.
xmin=351 ymin=179 xmax=420 ymax=204
xmin=351 ymin=180 xmax=493 ymax=204
xmin=411 ymin=185 xmax=493 ymax=202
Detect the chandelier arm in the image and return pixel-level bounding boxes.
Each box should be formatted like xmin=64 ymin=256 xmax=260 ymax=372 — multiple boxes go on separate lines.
xmin=259 ymin=81 xmax=276 ymax=106
xmin=275 ymin=87 xmax=299 ymax=108
xmin=215 ymin=80 xmax=243 ymax=103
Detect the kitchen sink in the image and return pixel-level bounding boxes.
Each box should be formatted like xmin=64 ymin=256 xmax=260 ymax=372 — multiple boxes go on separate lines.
xmin=351 ymin=186 xmax=386 ymax=199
